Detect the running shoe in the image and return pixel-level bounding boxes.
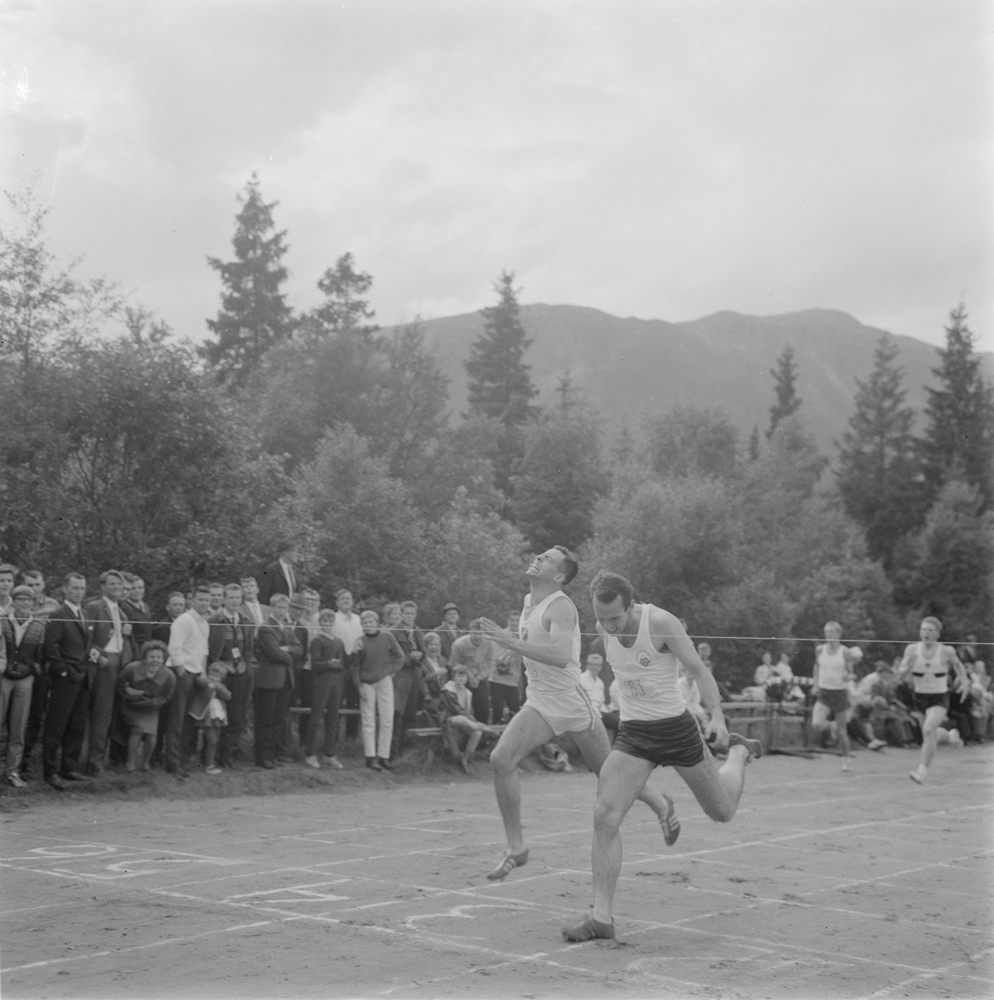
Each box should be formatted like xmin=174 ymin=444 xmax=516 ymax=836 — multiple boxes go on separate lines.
xmin=948 ymin=729 xmax=964 ymax=748
xmin=486 ymin=848 xmax=529 ymax=881
xmin=304 ymin=755 xmax=320 ymax=769
xmin=841 ymin=759 xmax=851 ymax=773
xmin=562 ymin=913 xmax=615 ymax=942
xmin=909 ymin=766 xmax=927 ymax=784
xmin=659 ymin=793 xmax=681 ymax=846
xmin=727 ymin=733 xmax=763 ymax=759
xmin=205 ymin=765 xmax=222 ymax=775
xmin=867 ymin=739 xmax=886 ymax=751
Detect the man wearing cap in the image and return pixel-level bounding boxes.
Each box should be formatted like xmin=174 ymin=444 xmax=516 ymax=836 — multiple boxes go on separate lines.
xmin=83 ymin=570 xmax=135 ymax=775
xmin=1 ymin=585 xmax=46 ymax=786
xmin=436 ymin=603 xmax=461 ymax=660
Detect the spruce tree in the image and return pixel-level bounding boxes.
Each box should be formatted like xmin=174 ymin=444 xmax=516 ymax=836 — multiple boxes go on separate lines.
xmin=766 ymin=344 xmax=802 ymax=438
xmin=919 ymin=302 xmax=994 ymax=510
xmin=202 ymin=175 xmax=293 ymax=386
xmin=836 ymin=335 xmax=924 ymax=564
xmin=748 ymin=425 xmax=760 ymax=461
xmin=465 ymin=271 xmax=539 ymax=493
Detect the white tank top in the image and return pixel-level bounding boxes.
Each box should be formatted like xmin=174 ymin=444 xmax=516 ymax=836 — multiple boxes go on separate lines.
xmin=910 ymin=643 xmax=949 ymax=694
xmin=519 ymin=590 xmax=583 ymax=695
xmin=816 ymin=645 xmax=849 ymax=690
xmin=603 ymin=604 xmax=685 ymax=721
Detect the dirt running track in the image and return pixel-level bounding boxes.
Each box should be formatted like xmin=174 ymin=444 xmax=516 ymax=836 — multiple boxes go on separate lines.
xmin=1 ymin=744 xmax=992 ymax=999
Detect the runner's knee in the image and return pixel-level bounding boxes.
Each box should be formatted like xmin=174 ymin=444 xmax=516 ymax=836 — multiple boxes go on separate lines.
xmin=489 ymin=742 xmax=517 ymax=774
xmin=593 ymin=797 xmax=625 ymax=834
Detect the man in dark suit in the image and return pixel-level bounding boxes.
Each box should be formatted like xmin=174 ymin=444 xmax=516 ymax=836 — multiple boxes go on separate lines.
xmin=252 ymin=593 xmax=302 ymax=768
xmin=208 ymin=583 xmax=254 ymax=768
xmin=41 ymin=573 xmax=93 ymax=790
xmin=121 ymin=574 xmax=154 ymax=648
xmin=257 ymin=541 xmax=299 ymax=606
xmin=83 ymin=569 xmax=135 ymax=775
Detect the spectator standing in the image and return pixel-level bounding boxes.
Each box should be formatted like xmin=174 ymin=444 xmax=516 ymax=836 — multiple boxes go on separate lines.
xmin=389 ymin=601 xmax=426 ymax=757
xmin=449 ymin=619 xmax=499 ymax=724
xmin=489 ymin=613 xmax=523 ymax=723
xmin=436 ymin=603 xmax=461 ymax=660
xmin=165 ymin=584 xmax=211 ymax=775
xmin=18 ymin=569 xmax=58 ymax=778
xmin=116 ymin=640 xmax=175 ymax=771
xmin=1 ymin=585 xmax=45 ymax=786
xmin=207 ymin=582 xmax=225 ymax=615
xmin=303 ymin=610 xmax=347 ymax=770
xmin=208 ymin=584 xmax=253 ymax=768
xmin=579 ymin=652 xmax=610 ymax=721
xmin=332 ymin=588 xmax=364 ymax=739
xmin=239 ymin=576 xmax=268 ymax=628
xmin=291 ymin=589 xmax=321 ymax=750
xmin=83 ymin=570 xmax=135 ymax=775
xmin=152 ymin=592 xmax=187 ymax=645
xmin=41 ymin=573 xmax=92 ymax=790
xmin=257 ymin=541 xmax=299 ymax=605
xmin=121 ymin=575 xmax=154 ymax=648
xmin=352 ymin=610 xmax=404 ymax=771
xmin=0 ymin=563 xmax=16 ymax=617
xmin=253 ymin=593 xmax=302 ymax=770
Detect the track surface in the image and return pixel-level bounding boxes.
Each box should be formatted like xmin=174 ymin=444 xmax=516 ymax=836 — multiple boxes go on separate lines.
xmin=2 ymin=745 xmax=992 ymax=999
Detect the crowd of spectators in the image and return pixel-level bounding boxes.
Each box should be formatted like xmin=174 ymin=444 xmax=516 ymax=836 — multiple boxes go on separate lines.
xmin=0 ymin=546 xmax=530 ymax=791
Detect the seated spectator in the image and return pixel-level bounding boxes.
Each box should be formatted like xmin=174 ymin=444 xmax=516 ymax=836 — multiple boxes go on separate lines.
xmin=117 ymin=641 xmax=175 ymax=771
xmin=421 ymin=631 xmax=449 ymax=682
xmin=449 ymin=618 xmax=499 ymax=724
xmin=188 ymin=661 xmax=231 ymax=775
xmin=967 ymin=661 xmax=991 ymax=742
xmin=754 ymin=651 xmax=774 ymax=686
xmin=847 ymin=661 xmax=888 ymax=750
xmin=440 ymin=666 xmax=500 ymax=772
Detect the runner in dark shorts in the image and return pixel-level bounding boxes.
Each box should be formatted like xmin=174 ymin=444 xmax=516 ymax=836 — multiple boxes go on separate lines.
xmin=613 ymin=711 xmax=706 ymax=769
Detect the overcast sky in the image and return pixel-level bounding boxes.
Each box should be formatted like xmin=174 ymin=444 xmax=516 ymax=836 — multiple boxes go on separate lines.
xmin=2 ymin=0 xmax=992 ymax=352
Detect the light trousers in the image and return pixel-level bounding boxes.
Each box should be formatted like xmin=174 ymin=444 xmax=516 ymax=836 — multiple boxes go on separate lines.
xmin=360 ymin=676 xmax=394 ymax=759
xmin=0 ymin=675 xmax=34 ymax=777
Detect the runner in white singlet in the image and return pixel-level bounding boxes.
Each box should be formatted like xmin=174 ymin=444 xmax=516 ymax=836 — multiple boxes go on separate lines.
xmin=898 ymin=616 xmax=968 ymax=784
xmin=478 ymin=547 xmax=678 ymax=884
xmin=811 ymin=621 xmax=860 ymax=772
xmin=561 ymin=570 xmax=761 ymax=944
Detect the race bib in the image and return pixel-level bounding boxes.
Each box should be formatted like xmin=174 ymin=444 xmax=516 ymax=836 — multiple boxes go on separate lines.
xmin=231 ymin=647 xmax=241 ymax=661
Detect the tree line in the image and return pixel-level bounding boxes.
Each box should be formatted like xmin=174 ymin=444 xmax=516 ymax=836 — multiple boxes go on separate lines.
xmin=1 ymin=177 xmax=991 ymax=689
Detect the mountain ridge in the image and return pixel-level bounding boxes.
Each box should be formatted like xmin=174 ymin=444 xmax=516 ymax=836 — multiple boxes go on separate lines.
xmin=407 ymin=304 xmax=993 ymax=456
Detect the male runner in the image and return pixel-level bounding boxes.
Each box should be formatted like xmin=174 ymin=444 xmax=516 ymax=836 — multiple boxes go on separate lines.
xmin=561 ymin=570 xmax=760 ymax=942
xmin=478 ymin=547 xmax=679 ymax=883
xmin=810 ymin=621 xmax=860 ymax=772
xmin=900 ymin=616 xmax=968 ymax=785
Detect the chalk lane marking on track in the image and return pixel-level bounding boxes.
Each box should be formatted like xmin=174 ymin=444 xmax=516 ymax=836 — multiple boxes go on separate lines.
xmin=0 ymin=920 xmax=273 ymax=975
xmin=856 ymin=944 xmax=994 ymax=998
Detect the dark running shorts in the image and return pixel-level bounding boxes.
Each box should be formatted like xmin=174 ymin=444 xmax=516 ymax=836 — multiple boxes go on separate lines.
xmin=816 ymin=688 xmax=851 ymax=718
xmin=912 ymin=692 xmax=949 ymax=714
xmin=613 ymin=710 xmax=706 ymax=769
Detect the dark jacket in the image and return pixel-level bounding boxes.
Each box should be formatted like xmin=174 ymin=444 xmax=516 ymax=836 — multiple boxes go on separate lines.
xmin=121 ymin=600 xmax=154 ymax=649
xmin=83 ymin=597 xmax=135 ymax=668
xmin=254 ymin=616 xmax=303 ymax=690
xmin=257 ymin=561 xmax=295 ymax=606
xmin=309 ymin=633 xmax=347 ymax=673
xmin=43 ymin=603 xmax=91 ymax=683
xmin=207 ymin=610 xmax=253 ymax=671
xmin=2 ymin=616 xmax=46 ymax=680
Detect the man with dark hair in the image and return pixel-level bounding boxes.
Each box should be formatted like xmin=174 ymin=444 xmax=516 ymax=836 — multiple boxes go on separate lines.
xmin=208 ymin=583 xmax=253 ymax=768
xmin=560 ymin=569 xmax=760 ymax=942
xmin=121 ymin=575 xmax=154 ymax=648
xmin=83 ymin=570 xmax=135 ymax=775
xmin=152 ymin=592 xmax=187 ymax=645
xmin=478 ymin=549 xmax=678 ymax=883
xmin=207 ymin=582 xmax=225 ymax=614
xmin=165 ymin=584 xmax=212 ymax=775
xmin=41 ymin=573 xmax=92 ymax=789
xmin=436 ymin=602 xmax=461 ymax=660
xmin=1 ymin=585 xmax=46 ymax=786
xmin=257 ymin=541 xmax=299 ymax=606
xmin=18 ymin=570 xmax=58 ymax=777
xmin=253 ymin=593 xmax=303 ymax=770
xmin=21 ymin=570 xmax=59 ymax=619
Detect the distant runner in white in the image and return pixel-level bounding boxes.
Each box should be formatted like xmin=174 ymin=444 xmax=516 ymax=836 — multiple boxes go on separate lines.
xmin=561 ymin=570 xmax=761 ymax=943
xmin=478 ymin=547 xmax=679 ymax=883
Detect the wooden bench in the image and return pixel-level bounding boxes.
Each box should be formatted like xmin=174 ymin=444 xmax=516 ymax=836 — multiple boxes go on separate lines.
xmin=405 ymin=723 xmax=507 ymax=769
xmin=719 ymin=701 xmax=812 ymax=754
xmin=288 ymin=705 xmax=360 ymax=752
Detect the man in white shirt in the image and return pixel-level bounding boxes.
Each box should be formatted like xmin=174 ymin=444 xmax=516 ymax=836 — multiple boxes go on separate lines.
xmin=164 ymin=584 xmax=212 ymax=775
xmin=0 ymin=563 xmax=16 ymax=617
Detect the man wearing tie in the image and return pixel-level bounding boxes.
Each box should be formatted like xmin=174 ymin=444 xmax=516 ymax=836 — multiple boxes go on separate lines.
xmin=83 ymin=570 xmax=134 ymax=775
xmin=42 ymin=573 xmax=93 ymax=789
xmin=209 ymin=583 xmax=253 ymax=768
xmin=257 ymin=542 xmax=299 ymax=606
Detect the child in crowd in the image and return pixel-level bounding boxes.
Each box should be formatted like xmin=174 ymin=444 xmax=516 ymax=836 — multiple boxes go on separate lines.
xmin=188 ymin=661 xmax=231 ymax=775
xmin=441 ymin=666 xmax=500 ymax=772
xmin=117 ymin=641 xmax=176 ymax=772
